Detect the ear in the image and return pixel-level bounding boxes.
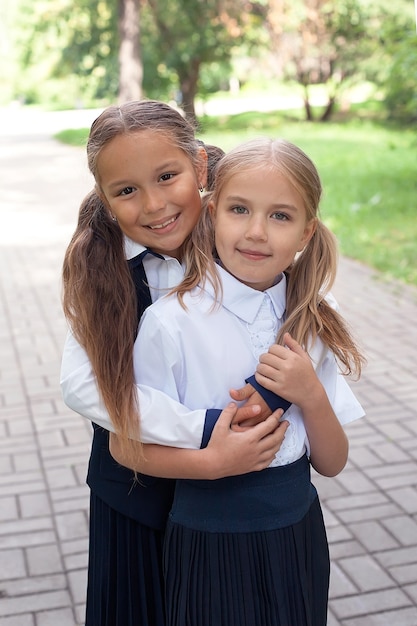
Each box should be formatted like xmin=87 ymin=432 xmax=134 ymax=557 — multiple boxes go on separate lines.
xmin=207 ymin=200 xmax=216 ymax=220
xmin=297 ymin=218 xmax=317 ymax=252
xmin=196 ymin=146 xmax=208 ymax=190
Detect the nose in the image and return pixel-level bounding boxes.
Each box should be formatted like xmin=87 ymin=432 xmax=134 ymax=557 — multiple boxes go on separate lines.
xmin=142 ymin=186 xmax=166 ymax=214
xmin=245 ymin=216 xmax=267 ymax=241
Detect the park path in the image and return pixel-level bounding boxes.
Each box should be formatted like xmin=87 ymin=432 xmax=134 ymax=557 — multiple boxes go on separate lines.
xmin=0 ymin=106 xmax=417 ymax=626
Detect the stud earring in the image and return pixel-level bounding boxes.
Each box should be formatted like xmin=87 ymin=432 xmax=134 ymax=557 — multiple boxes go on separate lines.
xmin=198 ymin=184 xmax=204 ymax=192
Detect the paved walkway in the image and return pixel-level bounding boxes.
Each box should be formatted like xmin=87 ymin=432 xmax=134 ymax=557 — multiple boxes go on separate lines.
xmin=0 ymin=108 xmax=416 ymax=626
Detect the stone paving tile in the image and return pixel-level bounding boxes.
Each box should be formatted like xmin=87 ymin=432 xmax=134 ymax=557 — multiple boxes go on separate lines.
xmin=329 ymin=540 xmax=366 ymax=561
xmin=0 ymin=517 xmax=54 ymax=538
xmin=55 ymin=512 xmax=89 ymax=543
xmin=0 ymin=574 xmax=67 ymax=598
xmin=329 ymin=562 xmax=359 ymax=598
xmin=0 ymin=497 xmax=18 ymax=522
xmin=405 ymin=583 xmax=417 ymax=604
xmin=336 ymin=555 xmax=395 ymax=593
xmin=0 ymin=531 xmax=57 ymax=551
xmin=0 ymin=549 xmax=26 ymax=580
xmin=0 ymin=616 xmax=35 ymax=626
xmin=331 ymin=588 xmax=413 ymax=620
xmin=1 ymin=112 xmax=417 ymax=625
xmin=389 ymin=564 xmax=417 ymax=586
xmin=336 ymin=503 xmax=403 ymax=525
xmin=19 ymin=492 xmax=51 ymax=518
xmin=341 ymin=607 xmax=417 ymax=626
xmin=0 ymin=591 xmax=72 ymax=618
xmin=36 ymin=608 xmax=78 ymax=626
xmin=26 ymin=544 xmax=63 ymax=577
xmin=348 ymin=520 xmax=400 ymax=552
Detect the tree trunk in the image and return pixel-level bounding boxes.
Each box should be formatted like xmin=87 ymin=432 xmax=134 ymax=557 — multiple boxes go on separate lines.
xmin=303 ymin=85 xmax=314 ymax=121
xmin=118 ymin=0 xmax=142 ymax=103
xmin=320 ymin=95 xmax=336 ymax=122
xmin=179 ymin=59 xmax=201 ymax=123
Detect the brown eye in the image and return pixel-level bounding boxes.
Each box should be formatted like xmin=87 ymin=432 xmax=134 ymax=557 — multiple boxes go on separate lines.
xmin=120 ymin=187 xmax=135 ymax=196
xmin=159 ymin=173 xmax=175 ymax=182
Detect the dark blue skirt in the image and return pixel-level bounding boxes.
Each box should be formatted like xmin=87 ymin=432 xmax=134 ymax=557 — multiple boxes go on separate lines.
xmin=164 ymin=456 xmax=330 ymax=626
xmin=85 ymin=492 xmax=166 ymax=626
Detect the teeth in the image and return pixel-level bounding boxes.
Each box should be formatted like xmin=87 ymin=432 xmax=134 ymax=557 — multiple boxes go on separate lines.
xmin=149 ymin=216 xmax=176 ymax=230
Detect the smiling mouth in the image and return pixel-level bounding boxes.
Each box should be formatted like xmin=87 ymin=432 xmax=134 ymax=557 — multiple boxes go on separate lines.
xmin=239 ymin=249 xmax=270 ymax=259
xmin=148 ymin=215 xmax=179 ymax=230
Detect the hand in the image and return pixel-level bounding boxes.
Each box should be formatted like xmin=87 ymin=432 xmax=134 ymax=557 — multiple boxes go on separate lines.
xmin=229 ymin=384 xmax=272 ymax=430
xmin=255 ymin=333 xmax=320 ymax=409
xmin=206 ymin=402 xmax=289 ymax=478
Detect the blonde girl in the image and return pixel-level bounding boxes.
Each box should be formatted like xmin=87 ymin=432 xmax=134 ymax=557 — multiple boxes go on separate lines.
xmin=131 ymin=137 xmax=365 ymax=626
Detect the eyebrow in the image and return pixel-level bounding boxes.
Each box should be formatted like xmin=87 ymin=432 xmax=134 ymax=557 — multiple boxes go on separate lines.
xmin=106 ymin=160 xmax=182 ymax=191
xmin=107 ymin=180 xmax=134 ymax=191
xmin=225 ymin=195 xmax=299 ymax=212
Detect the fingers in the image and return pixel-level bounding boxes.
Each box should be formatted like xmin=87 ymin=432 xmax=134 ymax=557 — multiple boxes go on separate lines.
xmin=260 ymin=334 xmax=303 ymax=362
xmin=253 ymin=420 xmax=290 ymax=469
xmin=255 ymin=360 xmax=285 ymax=390
xmin=229 ymin=383 xmax=255 ymax=402
xmin=232 ymin=402 xmax=262 ymax=424
xmin=217 ymin=402 xmax=262 ymax=434
xmin=251 ymin=411 xmax=283 ymax=438
xmin=231 ymin=416 xmax=265 ymax=430
xmin=283 ymin=332 xmax=303 ymax=354
xmin=216 ymin=402 xmax=239 ymax=429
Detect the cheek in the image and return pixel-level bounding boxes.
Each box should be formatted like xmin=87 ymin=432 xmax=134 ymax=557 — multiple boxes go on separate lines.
xmin=113 ymin=205 xmax=138 ymax=225
xmin=213 ymin=231 xmax=228 ymax=258
xmin=185 ymin=188 xmax=203 ymax=218
xmin=213 ymin=215 xmax=234 ymax=248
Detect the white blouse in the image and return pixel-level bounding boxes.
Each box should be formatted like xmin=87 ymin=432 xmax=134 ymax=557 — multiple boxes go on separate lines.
xmin=135 ymin=264 xmax=365 ymax=466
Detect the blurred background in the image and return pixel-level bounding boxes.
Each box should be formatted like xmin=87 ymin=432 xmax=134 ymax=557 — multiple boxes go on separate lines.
xmin=0 ymin=0 xmax=417 ymax=284
xmin=0 ymin=0 xmax=416 ymax=286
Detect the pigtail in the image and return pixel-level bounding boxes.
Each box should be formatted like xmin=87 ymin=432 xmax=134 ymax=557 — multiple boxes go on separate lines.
xmin=62 ymin=190 xmax=142 ymax=454
xmin=280 ymin=221 xmax=365 ymax=377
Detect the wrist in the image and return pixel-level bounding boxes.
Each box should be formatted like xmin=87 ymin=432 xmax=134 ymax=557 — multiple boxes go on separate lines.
xmin=298 ymin=380 xmax=327 ymax=414
xmin=200 ymin=447 xmax=222 ymax=480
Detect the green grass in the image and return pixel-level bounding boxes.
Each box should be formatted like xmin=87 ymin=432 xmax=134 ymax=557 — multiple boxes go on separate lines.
xmin=56 ymin=108 xmax=417 ymax=287
xmin=55 ymin=128 xmax=90 ymax=146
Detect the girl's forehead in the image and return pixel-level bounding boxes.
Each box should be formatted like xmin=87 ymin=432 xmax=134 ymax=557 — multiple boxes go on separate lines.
xmin=103 ymin=129 xmax=194 ymax=163
xmin=119 ymin=128 xmax=177 ymax=144
xmin=222 ymin=164 xmax=285 ymax=185
xmin=99 ymin=130 xmax=185 ymax=164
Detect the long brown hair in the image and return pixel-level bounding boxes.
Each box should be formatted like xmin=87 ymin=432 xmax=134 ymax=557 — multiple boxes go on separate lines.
xmin=62 ymin=100 xmax=209 ymax=462
xmin=178 ymin=137 xmax=365 ymax=377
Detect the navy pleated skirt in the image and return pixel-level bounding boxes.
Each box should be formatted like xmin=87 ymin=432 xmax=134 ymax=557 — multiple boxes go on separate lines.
xmin=164 ymin=456 xmax=330 ymax=626
xmin=85 ymin=492 xmax=166 ymax=626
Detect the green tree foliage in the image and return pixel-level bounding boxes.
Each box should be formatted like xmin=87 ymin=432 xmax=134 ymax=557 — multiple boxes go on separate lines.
xmin=143 ymin=0 xmax=267 ymax=120
xmin=375 ymin=1 xmax=417 ymax=123
xmin=267 ymin=0 xmax=373 ymax=121
xmin=15 ymin=0 xmax=118 ymax=105
xmin=14 ymin=0 xmax=267 ymax=113
xmin=8 ymin=0 xmax=417 ymax=122
xmin=384 ymin=33 xmax=417 ymax=123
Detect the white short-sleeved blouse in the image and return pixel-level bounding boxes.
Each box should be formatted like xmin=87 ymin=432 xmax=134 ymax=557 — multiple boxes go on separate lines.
xmin=135 ymin=264 xmax=365 ymax=466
